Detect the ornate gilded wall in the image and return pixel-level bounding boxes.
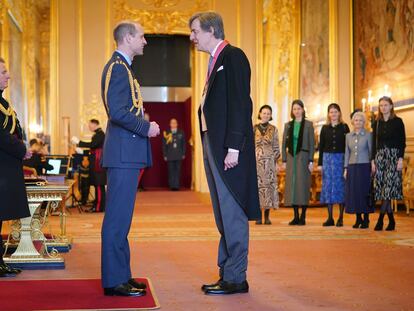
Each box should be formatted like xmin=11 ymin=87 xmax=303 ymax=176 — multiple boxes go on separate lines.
xmin=0 ymin=0 xmax=50 ymax=140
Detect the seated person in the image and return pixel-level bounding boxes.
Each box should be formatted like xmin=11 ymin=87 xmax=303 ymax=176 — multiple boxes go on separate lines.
xmin=23 ymin=138 xmax=53 ymax=175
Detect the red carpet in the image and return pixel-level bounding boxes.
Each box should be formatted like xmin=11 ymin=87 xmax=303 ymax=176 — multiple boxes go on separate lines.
xmin=0 ymin=278 xmax=160 ymax=311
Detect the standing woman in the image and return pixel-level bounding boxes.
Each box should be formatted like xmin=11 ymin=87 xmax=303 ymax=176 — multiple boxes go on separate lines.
xmin=254 ymin=105 xmax=280 ymax=225
xmin=282 ymin=99 xmax=315 ymax=225
xmin=318 ymin=103 xmax=350 ymax=227
xmin=372 ymin=96 xmax=406 ymax=231
xmin=344 ymin=111 xmax=373 ymax=228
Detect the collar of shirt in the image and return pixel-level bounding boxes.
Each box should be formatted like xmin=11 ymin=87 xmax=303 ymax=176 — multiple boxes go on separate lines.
xmin=211 ymin=40 xmax=224 ymax=57
xmin=351 ymin=129 xmax=366 ymax=136
xmin=116 ymin=50 xmax=132 ymax=66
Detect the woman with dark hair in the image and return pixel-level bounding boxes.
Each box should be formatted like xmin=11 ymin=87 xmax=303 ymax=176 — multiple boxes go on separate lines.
xmin=344 ymin=111 xmax=374 ymax=228
xmin=254 ymin=105 xmax=280 ymax=225
xmin=318 ymin=103 xmax=350 ymax=226
xmin=282 ymin=99 xmax=315 ymax=225
xmin=372 ymin=96 xmax=406 ymax=231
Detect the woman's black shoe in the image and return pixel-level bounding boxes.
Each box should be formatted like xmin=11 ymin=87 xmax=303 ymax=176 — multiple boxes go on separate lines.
xmin=336 ymin=218 xmax=343 ymax=227
xmin=374 ymin=213 xmax=385 ymax=231
xmin=353 ymin=214 xmax=363 ymax=228
xmin=322 ymin=218 xmax=335 ymax=227
xmin=360 ymin=219 xmax=369 ymax=229
xmin=255 ymin=220 xmax=262 ymax=225
xmin=289 ymin=218 xmax=299 ymax=225
xmin=385 ymin=212 xmax=395 ymax=231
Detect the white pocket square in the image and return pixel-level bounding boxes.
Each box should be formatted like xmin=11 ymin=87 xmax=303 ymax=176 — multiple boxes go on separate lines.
xmin=217 ymin=65 xmax=224 ymax=72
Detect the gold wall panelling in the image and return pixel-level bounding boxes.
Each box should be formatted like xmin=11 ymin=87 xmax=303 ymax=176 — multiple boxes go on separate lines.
xmin=113 ymin=0 xmax=209 ymax=34
xmin=261 ymin=0 xmax=300 ymax=134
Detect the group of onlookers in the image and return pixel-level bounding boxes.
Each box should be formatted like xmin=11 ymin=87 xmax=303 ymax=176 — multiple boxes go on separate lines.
xmin=254 ymin=97 xmax=406 ymax=231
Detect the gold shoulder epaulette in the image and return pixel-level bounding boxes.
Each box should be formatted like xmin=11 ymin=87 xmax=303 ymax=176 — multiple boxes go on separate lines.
xmin=104 ymin=57 xmax=144 ymax=117
xmin=0 ymin=102 xmax=16 ymax=134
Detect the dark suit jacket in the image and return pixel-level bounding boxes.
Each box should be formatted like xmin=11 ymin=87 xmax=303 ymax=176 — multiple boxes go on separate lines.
xmin=200 ymin=44 xmax=260 ymax=220
xmin=162 ymin=129 xmax=186 ymax=161
xmin=100 ymin=52 xmax=152 ymax=169
xmin=0 ymin=93 xmax=30 ymax=221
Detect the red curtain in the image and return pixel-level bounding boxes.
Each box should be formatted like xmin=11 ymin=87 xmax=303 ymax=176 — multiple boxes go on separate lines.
xmin=140 ymin=99 xmax=192 ymax=189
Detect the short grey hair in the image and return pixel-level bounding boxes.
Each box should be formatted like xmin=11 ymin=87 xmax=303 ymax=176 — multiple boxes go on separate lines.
xmin=113 ymin=21 xmax=138 ymax=44
xmin=351 ymin=111 xmax=366 ymax=124
xmin=189 ymin=12 xmax=225 ymax=40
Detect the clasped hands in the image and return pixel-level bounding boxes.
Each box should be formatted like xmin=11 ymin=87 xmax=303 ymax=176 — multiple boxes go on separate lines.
xmin=148 ymin=122 xmax=160 ymax=137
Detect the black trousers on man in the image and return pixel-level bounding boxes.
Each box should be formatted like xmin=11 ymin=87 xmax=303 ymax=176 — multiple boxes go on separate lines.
xmin=167 ymin=160 xmax=182 ymax=190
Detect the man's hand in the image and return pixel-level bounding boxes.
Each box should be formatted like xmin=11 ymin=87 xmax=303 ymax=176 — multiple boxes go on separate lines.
xmin=224 ymin=151 xmax=239 ymax=171
xmin=148 ymin=122 xmax=160 ymax=137
xmin=308 ymin=162 xmax=314 ymax=173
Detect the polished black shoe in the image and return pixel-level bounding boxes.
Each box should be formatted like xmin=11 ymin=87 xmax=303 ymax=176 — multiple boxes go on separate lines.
xmin=255 ymin=219 xmax=262 ymax=225
xmin=360 ymin=218 xmax=370 ymax=229
xmin=336 ymin=218 xmax=343 ymax=227
xmin=201 ymin=278 xmax=223 ymax=291
xmin=204 ymin=280 xmax=249 ymax=295
xmin=104 ymin=283 xmax=146 ymax=297
xmin=128 ymin=278 xmax=147 ymax=290
xmin=264 ymin=219 xmax=272 ymax=225
xmin=322 ymin=218 xmax=335 ymax=227
xmin=297 ymin=218 xmax=306 ymax=226
xmin=0 ymin=264 xmax=19 ymax=278
xmin=289 ymin=217 xmax=299 ymax=226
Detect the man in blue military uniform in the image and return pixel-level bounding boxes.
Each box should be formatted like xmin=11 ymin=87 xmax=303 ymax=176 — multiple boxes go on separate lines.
xmin=101 ymin=21 xmax=160 ymax=297
xmin=162 ymin=118 xmax=186 ymax=190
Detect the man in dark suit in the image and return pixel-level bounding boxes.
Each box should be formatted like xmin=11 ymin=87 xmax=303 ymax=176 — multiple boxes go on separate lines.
xmin=189 ymin=12 xmax=260 ymax=295
xmin=162 ymin=118 xmax=186 ymax=190
xmin=72 ymin=119 xmax=107 ymax=212
xmin=0 ymin=57 xmax=31 ymax=277
xmin=100 ymin=21 xmax=160 ymax=297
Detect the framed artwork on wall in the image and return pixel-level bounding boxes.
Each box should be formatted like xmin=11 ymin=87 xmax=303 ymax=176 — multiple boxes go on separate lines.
xmin=299 ymin=0 xmax=330 ymax=129
xmin=353 ymin=0 xmax=414 ymax=112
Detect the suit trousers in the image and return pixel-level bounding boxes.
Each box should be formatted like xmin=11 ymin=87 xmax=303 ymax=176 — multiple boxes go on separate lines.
xmin=101 ymin=167 xmax=140 ymax=288
xmin=167 ymin=160 xmax=182 ymax=189
xmin=202 ymin=134 xmax=249 ymax=283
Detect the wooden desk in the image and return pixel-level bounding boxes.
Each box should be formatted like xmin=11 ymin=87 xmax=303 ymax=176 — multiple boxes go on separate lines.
xmin=4 ymin=181 xmax=72 ymax=269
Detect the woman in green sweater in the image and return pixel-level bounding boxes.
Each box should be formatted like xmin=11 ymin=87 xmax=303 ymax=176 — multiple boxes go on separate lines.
xmin=282 ymin=99 xmax=315 ymax=225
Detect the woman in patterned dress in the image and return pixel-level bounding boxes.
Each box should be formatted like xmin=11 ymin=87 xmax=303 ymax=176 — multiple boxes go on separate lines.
xmin=254 ymin=105 xmax=280 ymax=225
xmin=318 ymin=103 xmax=350 ymax=227
xmin=372 ymin=97 xmax=406 ymax=231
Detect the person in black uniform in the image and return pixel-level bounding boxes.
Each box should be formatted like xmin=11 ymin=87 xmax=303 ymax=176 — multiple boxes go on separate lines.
xmin=0 ymin=57 xmax=31 ymax=277
xmin=23 ymin=138 xmax=53 ymax=175
xmin=72 ymin=119 xmax=107 ymax=212
xmin=162 ymin=118 xmax=186 ymax=190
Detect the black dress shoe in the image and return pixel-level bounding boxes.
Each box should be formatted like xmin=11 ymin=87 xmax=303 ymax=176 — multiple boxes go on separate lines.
xmin=322 ymin=218 xmax=335 ymax=227
xmin=201 ymin=279 xmax=223 ymax=291
xmin=204 ymin=280 xmax=249 ymax=295
xmin=104 ymin=283 xmax=146 ymax=297
xmin=0 ymin=264 xmax=18 ymax=278
xmin=128 ymin=278 xmax=147 ymax=290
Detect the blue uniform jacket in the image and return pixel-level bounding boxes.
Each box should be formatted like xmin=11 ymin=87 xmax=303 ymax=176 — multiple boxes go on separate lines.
xmin=100 ymin=52 xmax=152 ymax=169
